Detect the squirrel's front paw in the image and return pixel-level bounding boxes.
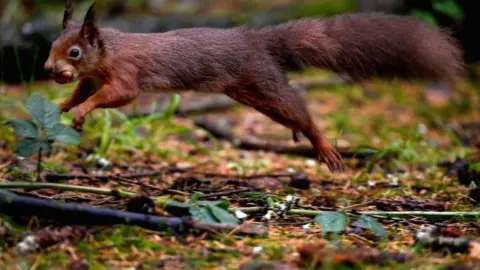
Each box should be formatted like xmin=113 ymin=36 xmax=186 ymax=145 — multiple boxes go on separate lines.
xmin=72 ymin=108 xmax=87 ymax=131
xmin=319 ymin=147 xmax=345 ymax=173
xmin=59 ymin=101 xmax=73 ymax=113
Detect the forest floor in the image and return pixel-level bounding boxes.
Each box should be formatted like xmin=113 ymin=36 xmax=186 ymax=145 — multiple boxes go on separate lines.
xmin=1 ymin=69 xmax=480 ymax=269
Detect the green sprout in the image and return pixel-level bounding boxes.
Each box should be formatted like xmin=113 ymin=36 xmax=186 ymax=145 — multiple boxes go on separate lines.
xmin=4 ymin=93 xmax=81 ymax=179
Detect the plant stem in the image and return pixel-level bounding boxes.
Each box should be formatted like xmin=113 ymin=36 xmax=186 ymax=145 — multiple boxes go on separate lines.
xmin=36 ymin=148 xmax=42 ymax=182
xmin=0 ymin=182 xmax=138 ymax=198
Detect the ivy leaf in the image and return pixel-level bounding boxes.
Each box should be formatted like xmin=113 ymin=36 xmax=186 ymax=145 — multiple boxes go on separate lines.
xmin=207 ymin=205 xmax=240 ymax=225
xmin=358 ymin=215 xmax=387 ymax=239
xmin=26 ymin=93 xmax=60 ymax=129
xmin=5 ymin=118 xmax=38 ymax=138
xmin=46 ymin=123 xmax=81 ymax=145
xmin=189 ymin=206 xmax=217 ymax=224
xmin=315 ymin=211 xmax=347 ymax=234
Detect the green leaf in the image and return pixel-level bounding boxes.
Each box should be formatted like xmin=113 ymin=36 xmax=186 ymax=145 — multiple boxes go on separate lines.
xmin=26 ymin=93 xmax=60 ymax=129
xmin=164 ymin=200 xmax=191 ymax=209
xmin=5 ymin=118 xmax=38 ymax=138
xmin=189 ymin=206 xmax=217 ymax=223
xmin=358 ymin=215 xmax=387 ymax=239
xmin=433 ymin=0 xmax=464 ymax=20
xmin=315 ymin=211 xmax=347 ymax=234
xmin=198 ymin=200 xmax=230 ymax=209
xmin=46 ymin=123 xmax=81 ymax=145
xmin=207 ymin=205 xmax=240 ymax=225
xmin=15 ymin=138 xmax=39 ymax=157
xmin=14 ymin=138 xmax=52 ymax=158
xmin=164 ymin=93 xmax=180 ymax=119
xmin=190 ymin=192 xmax=202 ymax=204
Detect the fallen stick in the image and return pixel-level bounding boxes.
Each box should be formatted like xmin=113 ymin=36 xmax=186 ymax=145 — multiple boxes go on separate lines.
xmin=0 ymin=190 xmax=267 ymax=236
xmin=194 ymin=116 xmax=367 ymax=159
xmin=0 ymin=190 xmax=183 ymax=232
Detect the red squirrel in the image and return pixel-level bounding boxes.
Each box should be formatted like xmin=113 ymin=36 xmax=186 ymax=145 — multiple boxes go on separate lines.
xmin=45 ymin=1 xmax=464 ymax=172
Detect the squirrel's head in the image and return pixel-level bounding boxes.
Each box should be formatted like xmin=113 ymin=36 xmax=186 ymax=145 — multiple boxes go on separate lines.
xmin=45 ymin=1 xmax=103 ymax=84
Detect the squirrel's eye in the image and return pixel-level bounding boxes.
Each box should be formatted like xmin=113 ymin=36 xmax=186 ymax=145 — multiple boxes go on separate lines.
xmin=68 ymin=48 xmax=81 ymax=59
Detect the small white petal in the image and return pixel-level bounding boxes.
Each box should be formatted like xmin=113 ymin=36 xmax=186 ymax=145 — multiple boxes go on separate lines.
xmin=235 ymin=210 xmax=248 ymax=219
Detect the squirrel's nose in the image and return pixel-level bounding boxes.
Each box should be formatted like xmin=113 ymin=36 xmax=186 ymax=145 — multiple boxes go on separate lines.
xmin=44 ymin=63 xmax=53 ymax=74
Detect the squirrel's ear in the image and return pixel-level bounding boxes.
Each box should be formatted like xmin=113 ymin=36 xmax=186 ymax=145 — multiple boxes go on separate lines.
xmin=63 ymin=0 xmax=74 ymax=30
xmin=80 ymin=2 xmax=99 ymax=46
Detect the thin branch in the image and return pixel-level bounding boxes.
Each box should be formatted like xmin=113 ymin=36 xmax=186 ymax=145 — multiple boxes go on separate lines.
xmin=233 ymin=207 xmax=480 ymax=220
xmin=200 ymin=188 xmax=251 ymax=199
xmin=0 ymin=182 xmax=138 ymax=198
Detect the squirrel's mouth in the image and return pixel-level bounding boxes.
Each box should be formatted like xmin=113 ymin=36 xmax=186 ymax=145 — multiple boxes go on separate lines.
xmin=51 ymin=71 xmax=74 ymax=84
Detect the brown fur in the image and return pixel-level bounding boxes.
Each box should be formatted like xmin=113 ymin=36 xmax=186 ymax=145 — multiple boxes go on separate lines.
xmin=45 ymin=1 xmax=465 ymax=172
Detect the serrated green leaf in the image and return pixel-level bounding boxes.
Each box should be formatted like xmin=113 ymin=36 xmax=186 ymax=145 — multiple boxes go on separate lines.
xmin=315 ymin=211 xmax=347 ymax=234
xmin=26 ymin=93 xmax=60 ymax=129
xmin=5 ymin=118 xmax=38 ymax=138
xmin=46 ymin=123 xmax=81 ymax=145
xmin=189 ymin=206 xmax=217 ymax=223
xmin=207 ymin=205 xmax=240 ymax=225
xmin=358 ymin=215 xmax=387 ymax=239
xmin=164 ymin=200 xmax=191 ymax=209
xmin=15 ymin=138 xmax=41 ymax=157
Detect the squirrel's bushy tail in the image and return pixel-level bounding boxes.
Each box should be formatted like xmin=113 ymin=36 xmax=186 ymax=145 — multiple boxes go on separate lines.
xmin=256 ymin=13 xmax=464 ymax=81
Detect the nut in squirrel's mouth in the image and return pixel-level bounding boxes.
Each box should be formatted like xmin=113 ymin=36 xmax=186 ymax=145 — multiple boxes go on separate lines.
xmin=52 ymin=71 xmax=74 ymax=84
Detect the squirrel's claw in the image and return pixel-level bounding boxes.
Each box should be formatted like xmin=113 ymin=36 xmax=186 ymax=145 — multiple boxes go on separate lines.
xmin=319 ymin=147 xmax=345 ymax=172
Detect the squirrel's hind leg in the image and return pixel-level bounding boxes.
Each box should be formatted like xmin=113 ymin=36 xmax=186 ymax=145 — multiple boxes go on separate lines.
xmin=226 ymin=83 xmax=344 ymax=172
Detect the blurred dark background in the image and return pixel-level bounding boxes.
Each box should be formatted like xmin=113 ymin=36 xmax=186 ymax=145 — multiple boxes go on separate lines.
xmin=0 ymin=0 xmax=478 ymax=84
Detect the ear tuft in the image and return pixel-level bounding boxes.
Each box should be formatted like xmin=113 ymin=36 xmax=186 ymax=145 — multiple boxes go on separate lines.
xmin=63 ymin=0 xmax=74 ymax=30
xmin=80 ymin=2 xmax=99 ymax=46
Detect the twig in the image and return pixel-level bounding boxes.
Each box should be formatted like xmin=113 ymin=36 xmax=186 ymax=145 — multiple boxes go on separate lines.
xmin=194 ymin=116 xmax=361 ymax=159
xmin=341 ymin=199 xmax=376 ymax=210
xmin=200 ymin=188 xmax=251 ymax=199
xmin=0 ymin=160 xmax=12 ymax=170
xmin=233 ymin=207 xmax=480 ymax=220
xmin=189 ymin=171 xmax=295 ymax=180
xmin=40 ymin=164 xmax=196 ymax=183
xmin=190 ymin=221 xmax=267 ymax=236
xmin=109 ymin=175 xmax=163 ymax=191
xmin=0 ymin=182 xmax=138 ymax=198
xmin=360 ymin=211 xmax=480 ymax=219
